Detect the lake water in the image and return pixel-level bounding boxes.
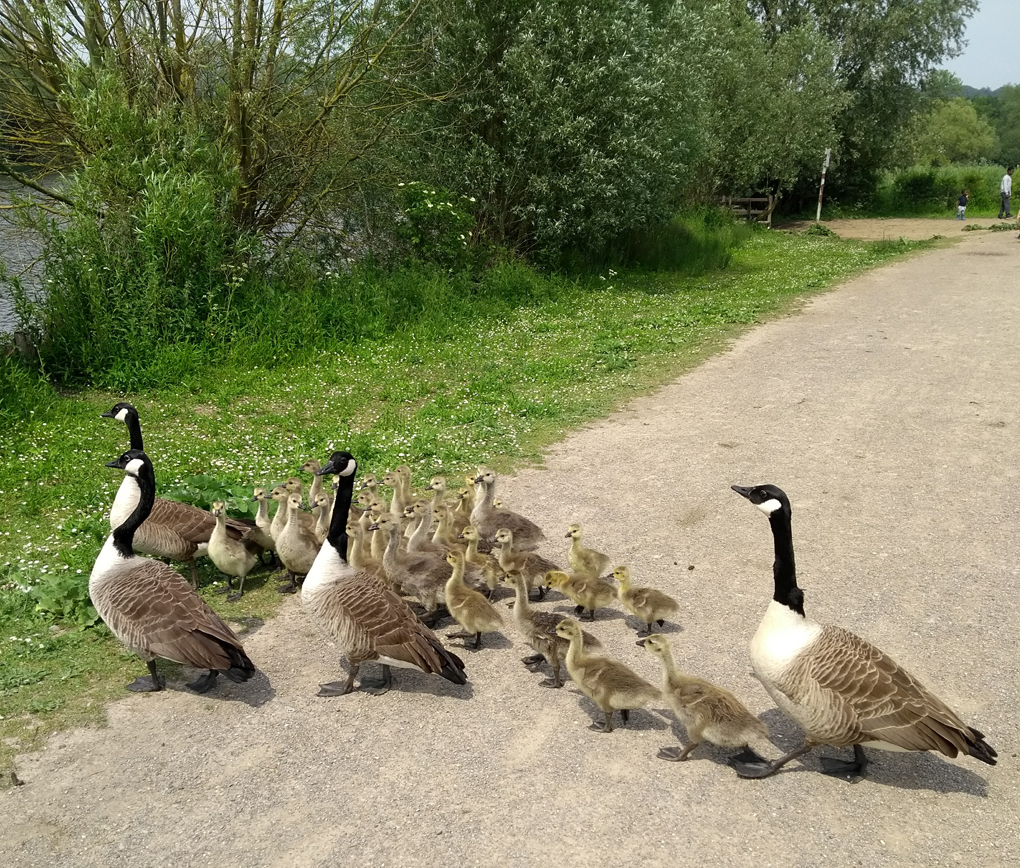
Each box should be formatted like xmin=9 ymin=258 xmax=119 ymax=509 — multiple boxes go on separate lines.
xmin=0 ymin=175 xmax=50 ymax=334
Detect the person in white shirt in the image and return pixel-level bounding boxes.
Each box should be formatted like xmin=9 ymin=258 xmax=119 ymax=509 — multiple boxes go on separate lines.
xmin=999 ymin=167 xmax=1013 ymax=220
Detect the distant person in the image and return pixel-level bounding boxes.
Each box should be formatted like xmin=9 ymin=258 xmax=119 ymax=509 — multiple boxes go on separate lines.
xmin=957 ymin=189 xmax=968 ymax=220
xmin=999 ymin=167 xmax=1013 ymax=220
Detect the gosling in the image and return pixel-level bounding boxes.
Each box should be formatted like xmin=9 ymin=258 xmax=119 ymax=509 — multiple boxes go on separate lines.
xmin=444 ymin=551 xmax=504 ymax=650
xmin=614 ymin=566 xmax=680 ymax=635
xmin=639 ymin=633 xmax=768 ymax=764
xmin=556 ymin=618 xmax=659 ymax=732
xmin=545 ymin=570 xmax=618 ymax=621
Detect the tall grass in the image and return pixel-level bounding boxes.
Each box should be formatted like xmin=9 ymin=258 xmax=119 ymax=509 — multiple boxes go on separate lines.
xmin=870 ymin=164 xmax=1007 ymax=216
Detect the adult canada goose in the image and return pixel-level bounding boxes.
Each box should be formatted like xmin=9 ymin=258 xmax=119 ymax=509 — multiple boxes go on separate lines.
xmin=638 ymin=633 xmax=768 ymax=763
xmin=731 ymin=483 xmax=997 ymax=779
xmin=208 ymin=500 xmax=262 ymax=602
xmin=91 ymin=450 xmax=256 ymax=693
xmin=444 ymin=551 xmax=504 ymax=649
xmin=301 ymin=451 xmax=467 ymax=696
xmin=555 ymin=618 xmax=659 ymax=732
xmin=101 ymin=402 xmax=255 ymax=588
xmin=276 ymin=494 xmax=321 ymax=593
xmin=493 ymin=527 xmax=560 ymax=600
xmin=613 ymin=566 xmax=680 ymax=635
xmin=565 ymin=523 xmax=610 ymax=579
xmin=471 ymin=468 xmax=545 ymax=550
xmin=504 ymin=571 xmax=602 ymax=688
xmin=544 ymin=570 xmax=618 ymax=621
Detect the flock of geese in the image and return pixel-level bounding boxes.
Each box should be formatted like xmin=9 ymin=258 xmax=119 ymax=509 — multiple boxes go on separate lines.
xmin=88 ymin=403 xmax=997 ymax=781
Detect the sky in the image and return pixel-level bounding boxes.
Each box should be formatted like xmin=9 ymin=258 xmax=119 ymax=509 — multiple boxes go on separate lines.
xmin=940 ymin=0 xmax=1020 ymax=90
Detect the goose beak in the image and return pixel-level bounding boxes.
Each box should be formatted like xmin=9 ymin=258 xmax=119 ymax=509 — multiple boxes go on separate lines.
xmin=368 ymin=522 xmax=379 ymax=531
xmin=564 ymin=530 xmax=571 ymax=538
xmin=100 ymin=409 xmax=115 ymax=418
xmin=105 ymin=456 xmax=127 ymax=469
xmin=635 ymin=639 xmax=647 ymax=647
xmin=731 ymin=485 xmax=754 ymax=499
xmin=318 ymin=458 xmax=337 ymax=476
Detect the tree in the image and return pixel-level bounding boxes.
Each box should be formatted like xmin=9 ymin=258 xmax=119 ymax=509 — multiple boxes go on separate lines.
xmin=746 ymin=0 xmax=978 ymax=201
xmin=894 ymin=97 xmax=999 ymax=166
xmin=0 ymin=0 xmax=431 ymax=243
xmin=399 ymin=0 xmax=712 ymax=259
xmin=704 ymin=5 xmax=844 ymax=199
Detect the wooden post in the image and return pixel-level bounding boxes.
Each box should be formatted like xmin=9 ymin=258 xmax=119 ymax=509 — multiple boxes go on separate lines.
xmin=816 ymin=148 xmax=831 ymax=222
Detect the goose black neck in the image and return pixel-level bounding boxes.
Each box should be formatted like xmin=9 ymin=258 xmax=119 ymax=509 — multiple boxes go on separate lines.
xmin=113 ymin=462 xmax=155 ymax=558
xmin=326 ymin=470 xmax=352 ymax=562
xmin=768 ymin=508 xmax=804 ymax=616
xmin=125 ymin=413 xmax=143 ymax=451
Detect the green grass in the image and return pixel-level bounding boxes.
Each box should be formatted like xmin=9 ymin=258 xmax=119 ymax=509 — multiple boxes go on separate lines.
xmin=0 ymin=228 xmax=929 ymax=778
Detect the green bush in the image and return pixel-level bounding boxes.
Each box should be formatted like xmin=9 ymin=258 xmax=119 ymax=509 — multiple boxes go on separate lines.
xmin=872 ymin=164 xmax=1006 ymax=216
xmin=0 ymin=354 xmax=56 ymax=427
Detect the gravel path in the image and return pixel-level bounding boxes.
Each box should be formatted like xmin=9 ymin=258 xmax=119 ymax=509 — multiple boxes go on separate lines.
xmin=3 ymin=229 xmax=1018 ymax=867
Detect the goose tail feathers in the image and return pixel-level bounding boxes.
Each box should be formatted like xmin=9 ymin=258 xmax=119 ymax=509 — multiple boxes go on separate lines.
xmin=967 ymin=728 xmax=998 ymax=766
xmin=431 ymin=638 xmax=467 ymax=686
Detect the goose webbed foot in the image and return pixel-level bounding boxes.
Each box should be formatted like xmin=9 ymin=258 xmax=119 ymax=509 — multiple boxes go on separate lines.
xmin=657 ymin=745 xmax=697 ymax=762
xmin=521 ymin=653 xmax=545 ymax=667
xmin=731 ymin=742 xmax=813 ymax=779
xmin=819 ymin=745 xmax=868 ymax=781
xmin=589 ymin=713 xmax=614 ymax=733
xmin=359 ymin=665 xmax=392 ymax=696
xmin=186 ymin=670 xmax=219 ymax=693
xmin=226 ymin=589 xmax=245 ymax=603
xmin=317 ymin=670 xmax=358 ymax=697
xmin=731 ymin=748 xmax=767 ymax=766
xmin=538 ymin=677 xmax=563 ymax=689
xmin=582 ymin=609 xmax=596 ymax=622
xmin=214 ymin=578 xmax=234 ymax=595
xmin=277 ymin=571 xmax=299 ymax=594
xmin=529 ymin=586 xmax=546 ymax=602
xmin=126 ymin=661 xmax=165 ymax=693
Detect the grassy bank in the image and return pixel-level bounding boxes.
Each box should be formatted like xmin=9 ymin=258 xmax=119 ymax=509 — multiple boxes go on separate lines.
xmin=0 ymin=228 xmax=928 ymax=776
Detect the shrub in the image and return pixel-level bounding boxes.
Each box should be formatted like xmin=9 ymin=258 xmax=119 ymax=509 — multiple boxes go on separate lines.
xmin=872 ymin=164 xmax=1006 ymax=215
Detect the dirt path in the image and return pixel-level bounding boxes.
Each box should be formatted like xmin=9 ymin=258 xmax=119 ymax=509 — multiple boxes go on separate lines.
xmin=3 ymin=227 xmax=1019 ymax=867
xmin=783 ymin=215 xmax=1017 ymax=240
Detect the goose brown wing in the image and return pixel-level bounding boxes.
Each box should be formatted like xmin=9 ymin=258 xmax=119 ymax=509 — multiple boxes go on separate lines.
xmin=783 ymin=625 xmax=986 ymax=757
xmin=146 ymin=498 xmax=217 ymax=543
xmin=317 ymin=574 xmax=466 ymax=680
xmin=99 ymin=560 xmax=250 ymax=672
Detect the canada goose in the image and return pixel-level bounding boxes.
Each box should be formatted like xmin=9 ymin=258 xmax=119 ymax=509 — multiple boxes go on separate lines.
xmin=208 ymin=501 xmax=262 ymax=602
xmin=101 ymin=402 xmax=255 ymax=588
xmin=458 ymin=524 xmax=502 ymax=598
xmin=493 ymin=527 xmax=560 ymax=599
xmin=425 ymin=475 xmax=447 ymax=512
xmin=431 ymin=505 xmax=465 ymax=552
xmin=372 ymin=513 xmax=453 ymax=621
xmin=312 ymin=493 xmax=332 ymax=545
xmin=453 ymin=483 xmax=474 ymax=526
xmin=504 ymin=571 xmax=601 ymax=688
xmin=444 ymin=551 xmax=504 ymax=649
xmin=565 ymin=523 xmax=610 ymax=579
xmin=91 ymin=450 xmax=256 ymax=693
xmin=284 ymin=476 xmax=304 ymax=496
xmin=638 ymin=633 xmax=768 ymax=763
xmin=613 ymin=566 xmax=680 ymax=635
xmin=247 ymin=487 xmax=277 ymax=550
xmin=544 ymin=570 xmax=618 ymax=621
xmin=381 ymin=469 xmax=411 ymax=521
xmin=301 ymin=459 xmax=325 ymax=507
xmin=301 ymin=451 xmax=467 ymax=696
xmin=731 ymin=483 xmax=997 ymax=779
xmin=406 ymin=499 xmax=446 ymax=556
xmin=276 ymin=494 xmax=321 ymax=593
xmin=555 ymin=618 xmax=660 ymax=732
xmin=471 ymin=468 xmax=545 ymax=550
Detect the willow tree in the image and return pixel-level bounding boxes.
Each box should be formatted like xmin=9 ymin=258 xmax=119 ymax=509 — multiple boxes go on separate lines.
xmin=0 ymin=0 xmax=430 ymax=241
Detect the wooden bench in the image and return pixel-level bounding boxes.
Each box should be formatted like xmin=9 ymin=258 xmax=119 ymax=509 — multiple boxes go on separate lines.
xmin=720 ymin=195 xmax=776 ymax=227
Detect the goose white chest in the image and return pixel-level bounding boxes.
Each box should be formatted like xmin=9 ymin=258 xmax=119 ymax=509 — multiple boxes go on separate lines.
xmin=749 ymin=600 xmax=823 ymax=683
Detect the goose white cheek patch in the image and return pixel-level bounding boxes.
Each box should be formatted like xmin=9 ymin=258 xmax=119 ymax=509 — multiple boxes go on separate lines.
xmin=755 ymin=498 xmax=783 ymax=516
xmin=338 ymin=458 xmax=356 ymax=477
xmin=116 ymin=408 xmax=130 ymax=422
xmin=125 ymin=458 xmax=145 ymax=476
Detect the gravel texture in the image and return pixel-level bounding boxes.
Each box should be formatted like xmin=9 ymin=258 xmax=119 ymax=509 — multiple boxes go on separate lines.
xmin=3 ymin=226 xmax=1018 ymax=867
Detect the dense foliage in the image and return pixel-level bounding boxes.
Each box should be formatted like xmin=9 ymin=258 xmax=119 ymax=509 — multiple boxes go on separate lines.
xmin=0 ymin=0 xmax=980 ymax=385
